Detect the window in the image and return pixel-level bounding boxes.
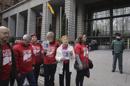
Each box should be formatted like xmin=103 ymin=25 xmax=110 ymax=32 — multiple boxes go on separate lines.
xmin=113 ymin=7 xmax=130 ymax=16
xmin=93 ymin=19 xmax=110 ymax=36
xmin=113 ymin=17 xmax=130 ymax=36
xmin=93 ymin=10 xmax=110 ymax=19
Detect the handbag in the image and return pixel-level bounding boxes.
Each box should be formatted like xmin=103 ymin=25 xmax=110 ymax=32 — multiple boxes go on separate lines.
xmin=84 ymin=68 xmax=90 ymax=78
xmin=74 ymin=60 xmax=80 ymax=70
xmin=74 ymin=55 xmax=89 ymax=70
xmin=74 ymin=55 xmax=83 ymax=70
xmin=88 ymin=59 xmax=93 ymax=69
xmin=83 ymin=59 xmax=93 ymax=78
xmin=74 ymin=60 xmax=90 ymax=78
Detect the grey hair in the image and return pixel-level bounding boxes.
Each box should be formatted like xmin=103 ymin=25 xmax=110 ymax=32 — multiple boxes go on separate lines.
xmin=46 ymin=32 xmax=54 ymax=37
xmin=23 ymin=34 xmax=31 ymax=41
xmin=0 ymin=26 xmax=10 ymax=31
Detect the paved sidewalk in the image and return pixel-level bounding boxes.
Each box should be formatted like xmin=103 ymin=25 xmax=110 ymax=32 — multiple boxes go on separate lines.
xmin=85 ymin=50 xmax=130 ymax=86
xmin=14 ymin=50 xmax=130 ymax=86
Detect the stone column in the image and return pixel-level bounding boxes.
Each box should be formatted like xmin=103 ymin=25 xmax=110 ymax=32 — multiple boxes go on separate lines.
xmin=2 ymin=18 xmax=8 ymax=27
xmin=27 ymin=8 xmax=36 ymax=34
xmin=77 ymin=3 xmax=85 ymax=37
xmin=8 ymin=16 xmax=16 ymax=36
xmin=41 ymin=1 xmax=52 ymax=40
xmin=16 ymin=13 xmax=24 ymax=37
xmin=56 ymin=13 xmax=60 ymax=39
xmin=65 ymin=0 xmax=76 ymax=41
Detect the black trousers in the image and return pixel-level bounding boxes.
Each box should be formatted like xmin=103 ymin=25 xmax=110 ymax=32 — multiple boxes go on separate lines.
xmin=76 ymin=70 xmax=85 ymax=86
xmin=10 ymin=76 xmax=15 ymax=86
xmin=44 ymin=64 xmax=57 ymax=86
xmin=10 ymin=70 xmax=16 ymax=86
xmin=33 ymin=64 xmax=41 ymax=86
xmin=0 ymin=79 xmax=9 ymax=86
xmin=59 ymin=62 xmax=71 ymax=86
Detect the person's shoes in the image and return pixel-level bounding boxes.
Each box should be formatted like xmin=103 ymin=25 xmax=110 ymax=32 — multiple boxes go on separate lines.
xmin=112 ymin=69 xmax=115 ymax=72
xmin=120 ymin=71 xmax=123 ymax=74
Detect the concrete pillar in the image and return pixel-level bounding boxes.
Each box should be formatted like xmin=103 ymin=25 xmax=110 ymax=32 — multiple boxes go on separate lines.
xmin=65 ymin=0 xmax=76 ymax=41
xmin=56 ymin=13 xmax=60 ymax=39
xmin=2 ymin=18 xmax=8 ymax=27
xmin=127 ymin=38 xmax=130 ymax=49
xmin=16 ymin=13 xmax=24 ymax=37
xmin=8 ymin=16 xmax=16 ymax=36
xmin=27 ymin=9 xmax=36 ymax=34
xmin=41 ymin=2 xmax=52 ymax=40
xmin=77 ymin=4 xmax=84 ymax=37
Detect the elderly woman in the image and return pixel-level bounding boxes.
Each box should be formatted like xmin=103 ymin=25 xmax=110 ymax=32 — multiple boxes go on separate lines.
xmin=56 ymin=35 xmax=75 ymax=86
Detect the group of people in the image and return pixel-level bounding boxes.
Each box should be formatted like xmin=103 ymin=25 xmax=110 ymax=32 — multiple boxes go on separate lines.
xmin=0 ymin=26 xmax=92 ymax=86
xmin=0 ymin=26 xmax=125 ymax=86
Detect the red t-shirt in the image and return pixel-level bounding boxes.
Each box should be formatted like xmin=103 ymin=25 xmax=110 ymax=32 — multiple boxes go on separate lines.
xmin=43 ymin=41 xmax=59 ymax=64
xmin=74 ymin=43 xmax=88 ymax=64
xmin=0 ymin=43 xmax=12 ymax=80
xmin=31 ymin=43 xmax=44 ymax=65
xmin=13 ymin=43 xmax=34 ymax=74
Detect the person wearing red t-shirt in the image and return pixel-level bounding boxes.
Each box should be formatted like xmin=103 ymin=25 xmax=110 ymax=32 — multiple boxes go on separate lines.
xmin=74 ymin=35 xmax=89 ymax=86
xmin=31 ymin=33 xmax=43 ymax=85
xmin=42 ymin=32 xmax=59 ymax=86
xmin=13 ymin=34 xmax=36 ymax=86
xmin=0 ymin=26 xmax=15 ymax=86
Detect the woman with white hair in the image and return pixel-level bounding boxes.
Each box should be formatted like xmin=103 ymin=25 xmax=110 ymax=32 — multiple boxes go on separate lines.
xmin=56 ymin=35 xmax=75 ymax=86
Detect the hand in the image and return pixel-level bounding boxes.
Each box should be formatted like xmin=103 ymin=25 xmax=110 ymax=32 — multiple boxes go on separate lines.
xmin=17 ymin=73 xmax=21 ymax=77
xmin=69 ymin=51 xmax=73 ymax=57
xmin=32 ymin=65 xmax=35 ymax=70
xmin=44 ymin=49 xmax=48 ymax=53
xmin=61 ymin=57 xmax=66 ymax=61
xmin=44 ymin=50 xmax=47 ymax=55
xmin=79 ymin=64 xmax=83 ymax=70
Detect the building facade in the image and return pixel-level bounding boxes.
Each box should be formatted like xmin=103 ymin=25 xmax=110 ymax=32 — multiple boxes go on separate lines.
xmin=1 ymin=0 xmax=76 ymax=41
xmin=1 ymin=0 xmax=130 ymax=48
xmin=0 ymin=0 xmax=21 ymax=25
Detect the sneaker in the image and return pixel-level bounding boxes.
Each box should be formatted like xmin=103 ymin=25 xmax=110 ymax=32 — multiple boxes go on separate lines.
xmin=112 ymin=70 xmax=115 ymax=72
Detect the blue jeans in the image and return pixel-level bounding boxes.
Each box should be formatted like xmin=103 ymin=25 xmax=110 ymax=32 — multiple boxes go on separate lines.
xmin=17 ymin=71 xmax=37 ymax=86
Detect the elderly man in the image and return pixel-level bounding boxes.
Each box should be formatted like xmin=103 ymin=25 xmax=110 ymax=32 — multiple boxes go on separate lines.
xmin=42 ymin=32 xmax=59 ymax=86
xmin=13 ymin=34 xmax=37 ymax=86
xmin=0 ymin=26 xmax=15 ymax=86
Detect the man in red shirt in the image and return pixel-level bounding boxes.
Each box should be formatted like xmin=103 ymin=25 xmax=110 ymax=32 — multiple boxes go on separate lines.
xmin=0 ymin=26 xmax=15 ymax=86
xmin=31 ymin=33 xmax=43 ymax=85
xmin=13 ymin=34 xmax=36 ymax=86
xmin=42 ymin=32 xmax=59 ymax=86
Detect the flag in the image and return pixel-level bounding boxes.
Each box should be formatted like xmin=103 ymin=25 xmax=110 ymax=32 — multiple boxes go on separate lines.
xmin=47 ymin=2 xmax=55 ymax=15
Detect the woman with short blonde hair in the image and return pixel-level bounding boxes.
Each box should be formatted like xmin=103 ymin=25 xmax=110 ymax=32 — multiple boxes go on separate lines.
xmin=56 ymin=35 xmax=75 ymax=86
